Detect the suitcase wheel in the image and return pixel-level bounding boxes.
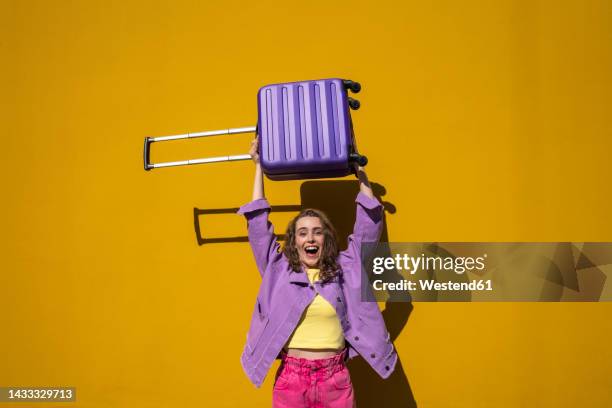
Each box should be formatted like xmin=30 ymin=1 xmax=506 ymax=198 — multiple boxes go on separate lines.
xmin=348 ymin=98 xmax=361 ymax=110
xmin=343 ymin=80 xmax=362 ymax=93
xmin=349 ymin=153 xmax=368 ymax=167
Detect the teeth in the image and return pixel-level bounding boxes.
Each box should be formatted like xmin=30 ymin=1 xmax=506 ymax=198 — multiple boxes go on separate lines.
xmin=305 ymin=246 xmax=319 ymax=254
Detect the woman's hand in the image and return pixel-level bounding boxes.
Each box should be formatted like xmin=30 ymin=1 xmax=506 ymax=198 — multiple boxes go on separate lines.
xmin=249 ymin=138 xmax=260 ymax=165
xmin=354 ymin=164 xmax=374 ymax=198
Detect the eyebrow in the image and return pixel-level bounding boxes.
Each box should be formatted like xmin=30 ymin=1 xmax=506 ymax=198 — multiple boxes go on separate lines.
xmin=297 ymin=227 xmax=323 ymax=232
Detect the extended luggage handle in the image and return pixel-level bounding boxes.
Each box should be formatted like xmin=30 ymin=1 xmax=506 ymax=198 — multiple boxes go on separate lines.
xmin=144 ymin=125 xmax=368 ymax=172
xmin=144 ymin=79 xmax=366 ymax=172
xmin=143 ymin=126 xmax=256 ymax=171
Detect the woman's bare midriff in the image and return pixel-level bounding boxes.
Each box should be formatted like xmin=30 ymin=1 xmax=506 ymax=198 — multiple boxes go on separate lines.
xmin=285 ymin=348 xmax=344 ymax=359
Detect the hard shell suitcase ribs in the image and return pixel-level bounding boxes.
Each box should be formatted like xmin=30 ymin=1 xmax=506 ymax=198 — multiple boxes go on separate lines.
xmin=143 ymin=78 xmax=367 ymax=180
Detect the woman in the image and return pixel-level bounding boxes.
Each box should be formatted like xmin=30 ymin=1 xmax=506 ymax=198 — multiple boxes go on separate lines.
xmin=239 ymin=139 xmax=397 ymax=408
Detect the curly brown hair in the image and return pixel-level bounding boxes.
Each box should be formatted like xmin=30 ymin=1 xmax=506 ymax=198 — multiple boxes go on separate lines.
xmin=283 ymin=209 xmax=341 ymax=282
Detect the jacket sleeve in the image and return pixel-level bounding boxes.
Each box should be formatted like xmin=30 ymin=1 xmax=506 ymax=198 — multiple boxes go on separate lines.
xmin=340 ymin=192 xmax=384 ymax=274
xmin=237 ymin=198 xmax=282 ymax=277
xmin=350 ymin=191 xmax=384 ymax=247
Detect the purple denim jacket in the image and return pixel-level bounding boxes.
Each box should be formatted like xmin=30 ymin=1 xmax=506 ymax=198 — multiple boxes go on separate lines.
xmin=237 ymin=192 xmax=397 ymax=387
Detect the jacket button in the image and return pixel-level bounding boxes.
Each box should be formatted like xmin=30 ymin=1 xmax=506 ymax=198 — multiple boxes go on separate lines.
xmin=354 ymin=336 xmax=359 ymax=341
xmin=385 ymin=365 xmax=390 ymax=371
xmin=370 ymin=353 xmax=376 ymax=359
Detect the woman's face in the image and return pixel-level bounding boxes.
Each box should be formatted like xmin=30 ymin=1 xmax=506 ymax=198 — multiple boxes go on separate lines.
xmin=295 ymin=216 xmax=325 ymax=268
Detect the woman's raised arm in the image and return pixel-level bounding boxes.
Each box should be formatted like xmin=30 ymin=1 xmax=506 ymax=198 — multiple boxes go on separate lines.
xmin=250 ymin=138 xmax=265 ymax=200
xmin=355 ymin=165 xmax=374 ymax=199
xmin=237 ymin=138 xmax=281 ymax=277
xmin=339 ymin=165 xmax=384 ymax=267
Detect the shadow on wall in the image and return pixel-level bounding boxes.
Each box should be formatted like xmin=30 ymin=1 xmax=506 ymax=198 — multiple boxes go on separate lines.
xmin=194 ymin=179 xmax=417 ymax=407
xmin=300 ymin=181 xmax=416 ymax=408
xmin=193 ymin=205 xmax=301 ymax=244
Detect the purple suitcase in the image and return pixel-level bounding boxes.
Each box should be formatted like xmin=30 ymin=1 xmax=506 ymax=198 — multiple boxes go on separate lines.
xmin=143 ymin=78 xmax=366 ymax=180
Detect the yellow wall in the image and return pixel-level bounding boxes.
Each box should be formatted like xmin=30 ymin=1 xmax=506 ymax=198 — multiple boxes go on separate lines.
xmin=1 ymin=0 xmax=611 ymax=407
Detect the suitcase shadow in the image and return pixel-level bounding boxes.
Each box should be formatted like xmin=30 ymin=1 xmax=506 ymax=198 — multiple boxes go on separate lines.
xmin=194 ymin=180 xmax=416 ymax=406
xmin=193 ymin=181 xmax=398 ymax=246
xmin=193 ymin=205 xmax=301 ymax=244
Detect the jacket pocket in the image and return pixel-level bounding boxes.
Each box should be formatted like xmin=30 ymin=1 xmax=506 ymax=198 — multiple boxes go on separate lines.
xmin=246 ymin=313 xmax=269 ymax=355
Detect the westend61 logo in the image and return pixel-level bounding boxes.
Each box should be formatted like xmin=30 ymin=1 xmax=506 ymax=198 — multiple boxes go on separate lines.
xmin=372 ymin=253 xmax=487 ymax=275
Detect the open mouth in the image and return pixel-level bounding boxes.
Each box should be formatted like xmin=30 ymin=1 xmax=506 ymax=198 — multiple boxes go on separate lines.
xmin=304 ymin=245 xmax=319 ymax=258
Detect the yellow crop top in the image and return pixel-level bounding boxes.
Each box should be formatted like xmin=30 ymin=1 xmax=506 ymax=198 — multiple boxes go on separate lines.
xmin=285 ymin=269 xmax=345 ymax=350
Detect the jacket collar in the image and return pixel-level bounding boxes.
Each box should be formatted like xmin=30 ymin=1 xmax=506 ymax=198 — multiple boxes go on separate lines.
xmin=288 ymin=265 xmax=340 ymax=285
xmin=288 ymin=265 xmax=311 ymax=286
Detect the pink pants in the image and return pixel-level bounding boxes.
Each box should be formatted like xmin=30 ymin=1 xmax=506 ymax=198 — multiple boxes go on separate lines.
xmin=272 ymin=350 xmax=355 ymax=408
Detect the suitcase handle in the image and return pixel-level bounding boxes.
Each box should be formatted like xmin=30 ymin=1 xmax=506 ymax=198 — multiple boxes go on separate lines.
xmin=144 ymin=126 xmax=256 ymax=170
xmin=144 ymin=137 xmax=153 ymax=171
